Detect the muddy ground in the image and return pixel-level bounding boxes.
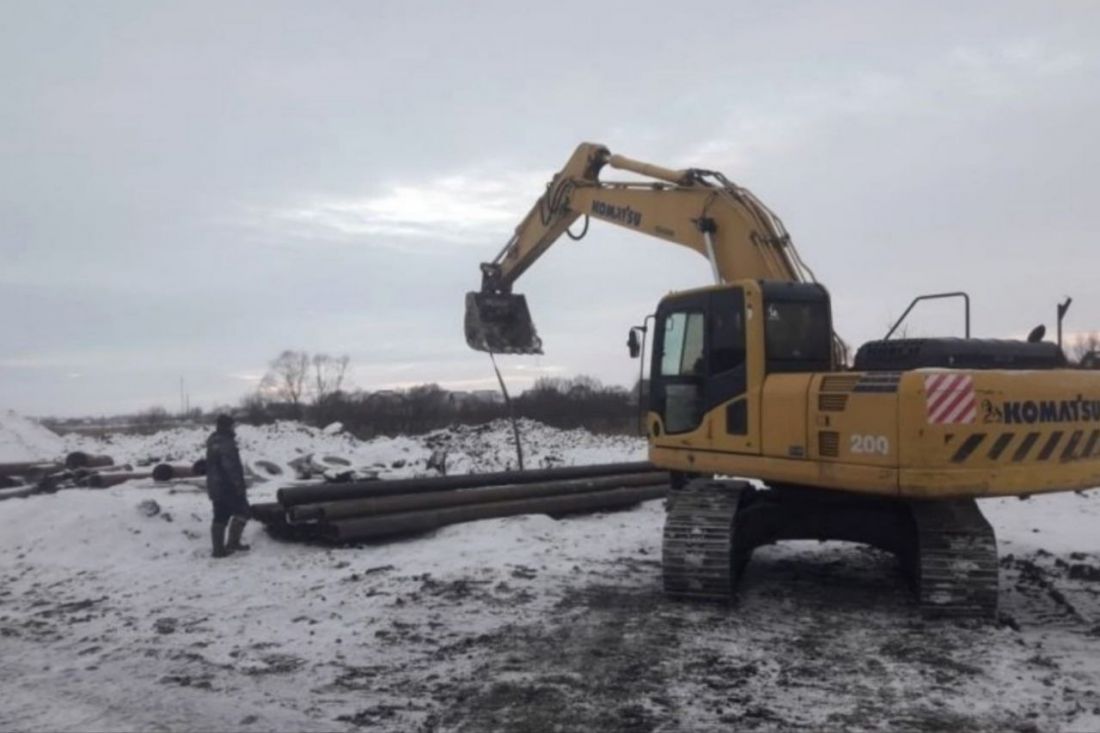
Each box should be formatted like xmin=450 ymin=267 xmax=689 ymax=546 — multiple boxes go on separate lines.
xmin=3 ymin=491 xmax=1100 ymax=732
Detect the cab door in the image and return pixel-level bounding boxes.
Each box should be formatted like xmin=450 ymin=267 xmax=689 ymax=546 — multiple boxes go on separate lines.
xmin=704 ymin=287 xmax=756 ymax=454
xmin=649 ymin=286 xmax=759 ymax=455
xmin=650 ymin=292 xmax=709 ymax=436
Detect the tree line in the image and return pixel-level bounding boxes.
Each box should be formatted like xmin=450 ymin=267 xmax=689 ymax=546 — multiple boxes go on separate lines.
xmin=57 ymin=334 xmax=1099 ymax=437
xmin=238 ymin=350 xmax=643 ymax=437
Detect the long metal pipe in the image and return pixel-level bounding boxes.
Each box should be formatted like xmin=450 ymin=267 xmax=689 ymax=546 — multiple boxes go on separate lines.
xmin=288 ymin=472 xmax=667 ymax=523
xmin=250 ymin=501 xmax=285 ymax=523
xmin=0 ymin=462 xmax=63 ymax=477
xmin=0 ymin=486 xmax=40 ymax=502
xmin=152 ymin=463 xmax=201 ymax=482
xmin=321 ymin=485 xmax=668 ymax=542
xmin=84 ymin=471 xmax=153 ymax=488
xmin=276 ymin=461 xmax=658 ymax=507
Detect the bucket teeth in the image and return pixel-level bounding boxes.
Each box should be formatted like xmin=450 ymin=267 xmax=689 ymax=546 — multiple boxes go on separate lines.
xmin=464 ymin=291 xmax=543 ymax=354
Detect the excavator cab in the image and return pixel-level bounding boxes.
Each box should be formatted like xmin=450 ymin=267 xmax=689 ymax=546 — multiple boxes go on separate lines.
xmin=464 ymin=291 xmax=543 ymax=354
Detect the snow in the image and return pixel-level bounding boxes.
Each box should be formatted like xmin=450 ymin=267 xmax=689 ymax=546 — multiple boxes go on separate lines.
xmin=2 ymin=416 xmax=1100 ymax=731
xmin=43 ymin=418 xmax=645 ymax=501
xmin=0 ymin=410 xmax=66 ymax=463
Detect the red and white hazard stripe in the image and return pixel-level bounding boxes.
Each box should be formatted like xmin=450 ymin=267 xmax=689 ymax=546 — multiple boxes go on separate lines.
xmin=924 ymin=373 xmax=977 ymax=425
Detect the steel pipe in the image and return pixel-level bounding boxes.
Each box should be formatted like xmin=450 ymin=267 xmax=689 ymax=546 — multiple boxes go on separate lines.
xmin=65 ymin=452 xmax=115 ymax=470
xmin=0 ymin=461 xmax=63 ymax=477
xmin=152 ymin=463 xmax=200 ymax=482
xmin=0 ymin=486 xmax=39 ymax=502
xmin=321 ymin=485 xmax=667 ymax=542
xmin=84 ymin=471 xmax=153 ymax=488
xmin=276 ymin=461 xmax=657 ymax=507
xmin=288 ymin=472 xmax=668 ymax=523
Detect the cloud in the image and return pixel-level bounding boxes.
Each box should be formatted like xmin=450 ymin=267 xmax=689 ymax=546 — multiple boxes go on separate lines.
xmin=947 ymin=40 xmax=1086 ymax=98
xmin=263 ymin=36 xmax=1093 ymax=252
xmin=228 ymin=372 xmax=265 ymax=383
xmin=679 ymin=38 xmax=1093 ymax=172
xmin=272 ymin=169 xmax=549 ymax=245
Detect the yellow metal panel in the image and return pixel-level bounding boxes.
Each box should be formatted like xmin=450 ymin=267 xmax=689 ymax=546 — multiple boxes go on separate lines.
xmin=761 ymin=374 xmax=812 ymax=460
xmin=808 ymin=372 xmax=900 ymax=467
xmin=647 ymin=350 xmax=1100 ymax=501
xmin=900 ymin=461 xmax=1100 ymax=498
xmin=896 ymin=369 xmax=1100 ymax=497
xmin=649 ymin=445 xmax=897 ymax=495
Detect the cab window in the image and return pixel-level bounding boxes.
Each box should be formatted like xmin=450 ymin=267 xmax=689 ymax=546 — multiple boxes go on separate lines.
xmin=710 ymin=291 xmax=745 ymax=374
xmin=659 ymin=312 xmax=705 ymax=376
xmin=764 ymin=300 xmax=831 ymax=372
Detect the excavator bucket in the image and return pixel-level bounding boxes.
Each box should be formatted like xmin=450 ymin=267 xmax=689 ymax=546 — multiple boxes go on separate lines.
xmin=464 ymin=291 xmax=543 ymax=354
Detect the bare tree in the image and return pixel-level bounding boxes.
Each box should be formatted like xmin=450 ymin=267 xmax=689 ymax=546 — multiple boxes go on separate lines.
xmin=1070 ymin=332 xmax=1100 ymax=364
xmin=137 ymin=405 xmax=170 ymax=428
xmin=261 ymin=350 xmax=310 ymax=408
xmin=311 ymin=353 xmax=351 ymax=404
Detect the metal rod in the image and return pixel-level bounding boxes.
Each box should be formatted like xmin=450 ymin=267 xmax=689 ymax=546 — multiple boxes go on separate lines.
xmin=276 ymin=461 xmax=659 ymax=507
xmin=703 ymin=230 xmax=722 ymax=284
xmin=288 ymin=472 xmax=668 ymax=523
xmin=1057 ymin=297 xmax=1073 ymax=351
xmin=885 ymin=291 xmax=971 ymax=340
xmin=636 ymin=314 xmax=654 ymax=435
xmin=489 ymin=351 xmax=524 ymax=471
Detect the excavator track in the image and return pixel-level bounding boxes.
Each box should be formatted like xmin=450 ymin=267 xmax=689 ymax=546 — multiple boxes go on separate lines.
xmin=662 ymin=479 xmax=747 ymax=601
xmin=661 ymin=479 xmax=999 ymax=619
xmin=909 ymin=499 xmax=999 ymax=619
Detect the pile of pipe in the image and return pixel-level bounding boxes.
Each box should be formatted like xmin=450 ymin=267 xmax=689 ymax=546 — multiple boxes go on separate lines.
xmin=252 ymin=461 xmax=669 ymax=544
xmin=0 ymin=452 xmax=207 ymax=501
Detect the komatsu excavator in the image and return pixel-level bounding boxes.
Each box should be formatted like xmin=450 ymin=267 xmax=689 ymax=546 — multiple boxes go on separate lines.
xmin=464 ymin=142 xmax=1100 ymax=618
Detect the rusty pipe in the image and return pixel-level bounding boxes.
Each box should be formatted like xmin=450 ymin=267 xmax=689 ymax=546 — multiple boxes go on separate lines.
xmin=276 ymin=461 xmax=658 ymax=507
xmin=288 ymin=472 xmax=668 ymax=523
xmin=65 ymin=452 xmax=115 ymax=470
xmin=321 ymin=485 xmax=667 ymax=543
xmin=0 ymin=461 xmax=63 ymax=477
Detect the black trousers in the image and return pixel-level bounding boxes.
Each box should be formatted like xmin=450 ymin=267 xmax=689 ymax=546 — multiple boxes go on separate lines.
xmin=211 ymin=493 xmax=250 ymax=524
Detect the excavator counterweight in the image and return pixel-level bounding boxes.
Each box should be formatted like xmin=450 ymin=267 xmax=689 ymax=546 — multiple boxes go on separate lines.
xmin=464 ymin=291 xmax=542 ymax=355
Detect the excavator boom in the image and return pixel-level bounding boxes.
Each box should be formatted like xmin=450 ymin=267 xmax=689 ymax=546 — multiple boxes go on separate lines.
xmin=465 ymin=143 xmax=814 ymax=354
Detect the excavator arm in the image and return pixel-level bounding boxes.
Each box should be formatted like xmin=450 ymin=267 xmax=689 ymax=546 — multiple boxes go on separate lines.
xmin=466 ymin=142 xmax=818 ymax=354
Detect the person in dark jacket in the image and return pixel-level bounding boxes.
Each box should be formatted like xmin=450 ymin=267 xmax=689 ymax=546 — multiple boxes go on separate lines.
xmin=206 ymin=414 xmax=250 ymax=558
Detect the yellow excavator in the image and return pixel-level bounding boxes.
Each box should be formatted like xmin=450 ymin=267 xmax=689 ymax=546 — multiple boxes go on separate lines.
xmin=464 ymin=142 xmax=1100 ymax=618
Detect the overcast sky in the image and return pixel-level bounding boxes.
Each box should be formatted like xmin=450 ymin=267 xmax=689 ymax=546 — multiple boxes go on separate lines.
xmin=2 ymin=2 xmax=1099 ymax=417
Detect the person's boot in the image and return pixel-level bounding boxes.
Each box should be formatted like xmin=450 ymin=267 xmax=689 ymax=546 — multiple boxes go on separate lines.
xmin=226 ymin=516 xmax=250 ymax=552
xmin=211 ymin=522 xmax=231 ymax=558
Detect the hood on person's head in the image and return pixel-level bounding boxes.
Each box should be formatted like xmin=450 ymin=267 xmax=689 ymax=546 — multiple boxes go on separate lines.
xmin=215 ymin=414 xmax=235 ymax=435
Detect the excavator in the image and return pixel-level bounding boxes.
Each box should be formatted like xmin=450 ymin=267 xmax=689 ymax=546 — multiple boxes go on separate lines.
xmin=464 ymin=142 xmax=1100 ymax=618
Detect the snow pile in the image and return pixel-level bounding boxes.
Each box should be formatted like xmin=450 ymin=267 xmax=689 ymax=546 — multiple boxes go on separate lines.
xmin=0 ymin=410 xmax=66 ymax=463
xmin=62 ymin=418 xmax=647 ymax=482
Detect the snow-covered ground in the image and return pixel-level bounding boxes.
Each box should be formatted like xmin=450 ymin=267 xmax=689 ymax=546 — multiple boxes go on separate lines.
xmin=0 ymin=409 xmax=65 ymax=463
xmin=2 ymin=413 xmax=1100 ymax=731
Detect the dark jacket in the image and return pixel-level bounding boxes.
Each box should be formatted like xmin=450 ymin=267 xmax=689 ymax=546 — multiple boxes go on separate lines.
xmin=206 ymin=430 xmax=246 ymax=499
